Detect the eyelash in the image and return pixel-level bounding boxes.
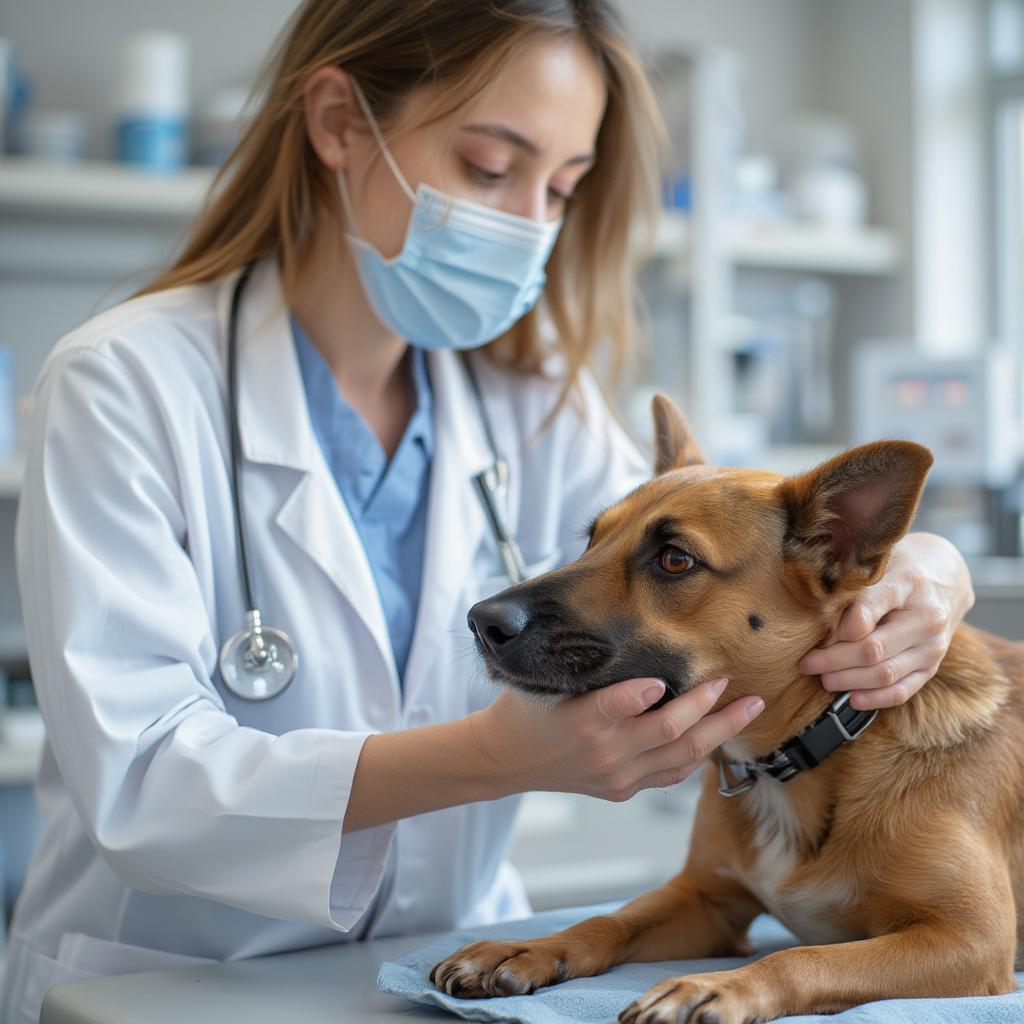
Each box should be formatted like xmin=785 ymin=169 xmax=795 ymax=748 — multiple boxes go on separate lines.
xmin=465 ymin=162 xmax=573 ymax=203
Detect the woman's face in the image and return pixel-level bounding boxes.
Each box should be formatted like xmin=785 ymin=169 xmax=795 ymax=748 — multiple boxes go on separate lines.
xmin=326 ymin=38 xmax=608 ymax=259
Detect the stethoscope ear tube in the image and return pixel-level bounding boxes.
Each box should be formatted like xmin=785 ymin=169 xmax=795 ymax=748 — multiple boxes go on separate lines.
xmin=473 ymin=465 xmax=527 ymax=585
xmin=226 ymin=263 xmax=257 ymax=614
xmin=460 ymin=351 xmax=529 ymax=585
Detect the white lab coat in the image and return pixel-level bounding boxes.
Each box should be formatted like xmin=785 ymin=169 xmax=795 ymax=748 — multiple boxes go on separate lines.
xmin=0 ymin=255 xmax=650 ymax=1024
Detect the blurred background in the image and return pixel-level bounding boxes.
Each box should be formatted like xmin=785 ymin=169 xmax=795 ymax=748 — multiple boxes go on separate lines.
xmin=0 ymin=0 xmax=1022 ymax=961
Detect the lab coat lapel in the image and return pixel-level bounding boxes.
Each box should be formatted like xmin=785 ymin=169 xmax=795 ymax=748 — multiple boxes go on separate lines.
xmin=224 ymin=258 xmax=399 ymax=691
xmin=402 ymin=349 xmax=493 ymax=704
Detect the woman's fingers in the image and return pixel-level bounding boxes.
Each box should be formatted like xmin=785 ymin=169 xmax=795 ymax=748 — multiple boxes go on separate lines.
xmin=628 ymin=678 xmax=762 ymax=770
xmin=630 ymin=676 xmax=730 ymax=754
xmin=801 ymin=608 xmax=919 ymax=680
xmin=585 ymin=676 xmax=668 ymax=727
xmin=634 ymin=694 xmax=764 ymax=780
xmin=630 ymin=761 xmax=703 ymax=793
xmin=819 ymin=636 xmax=943 ymax=692
xmin=847 ymin=668 xmax=933 ymax=710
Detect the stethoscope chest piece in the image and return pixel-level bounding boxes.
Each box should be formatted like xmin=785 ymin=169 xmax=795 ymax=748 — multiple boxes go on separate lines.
xmin=219 ymin=610 xmax=298 ymax=701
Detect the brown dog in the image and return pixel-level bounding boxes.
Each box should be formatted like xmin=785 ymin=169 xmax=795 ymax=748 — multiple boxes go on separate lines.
xmin=429 ymin=394 xmax=1024 ymax=1023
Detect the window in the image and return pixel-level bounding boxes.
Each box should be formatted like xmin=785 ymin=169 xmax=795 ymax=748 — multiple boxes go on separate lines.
xmin=989 ymin=0 xmax=1024 ymax=339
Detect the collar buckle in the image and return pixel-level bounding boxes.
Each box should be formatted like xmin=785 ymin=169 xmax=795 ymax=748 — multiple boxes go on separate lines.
xmin=769 ymin=756 xmax=801 ymax=782
xmin=717 ymin=758 xmax=757 ymax=797
xmin=717 ymin=751 xmax=799 ymax=796
xmin=826 ymin=691 xmax=879 ymax=741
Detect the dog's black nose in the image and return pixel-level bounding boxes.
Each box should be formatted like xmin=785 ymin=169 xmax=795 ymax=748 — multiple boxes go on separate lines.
xmin=468 ymin=597 xmax=530 ymax=654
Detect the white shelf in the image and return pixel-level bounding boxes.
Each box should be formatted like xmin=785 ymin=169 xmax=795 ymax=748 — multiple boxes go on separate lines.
xmin=0 ymin=156 xmax=215 ymax=219
xmin=0 ymin=157 xmax=902 ymax=278
xmin=0 ymin=743 xmax=41 ymax=786
xmin=0 ymin=159 xmax=900 ymax=273
xmin=655 ymin=210 xmax=900 ymax=276
xmin=0 ymin=454 xmax=24 ymax=499
xmin=0 ymin=709 xmax=44 ymax=786
xmin=0 ymin=622 xmax=26 ymax=663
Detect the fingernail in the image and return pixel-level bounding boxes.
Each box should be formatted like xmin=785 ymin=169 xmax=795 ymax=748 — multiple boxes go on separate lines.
xmin=642 ymin=681 xmax=666 ymax=706
xmin=746 ymin=697 xmax=765 ymax=720
xmin=709 ymin=677 xmax=729 ymax=699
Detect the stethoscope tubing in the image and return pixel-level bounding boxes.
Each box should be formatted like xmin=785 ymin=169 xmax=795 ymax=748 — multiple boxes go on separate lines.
xmin=219 ymin=262 xmax=525 ymax=700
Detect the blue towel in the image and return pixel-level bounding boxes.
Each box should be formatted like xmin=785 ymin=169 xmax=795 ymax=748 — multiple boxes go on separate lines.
xmin=378 ymin=900 xmax=1024 ymax=1023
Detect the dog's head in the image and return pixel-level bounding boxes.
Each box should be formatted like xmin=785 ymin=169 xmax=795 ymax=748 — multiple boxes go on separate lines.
xmin=468 ymin=394 xmax=934 ymax=708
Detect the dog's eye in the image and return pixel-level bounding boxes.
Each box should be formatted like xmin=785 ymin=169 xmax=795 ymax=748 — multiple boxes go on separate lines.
xmin=658 ymin=546 xmax=697 ymax=575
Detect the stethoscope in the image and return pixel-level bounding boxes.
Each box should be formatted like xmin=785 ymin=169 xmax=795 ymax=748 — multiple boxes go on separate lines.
xmin=218 ymin=263 xmax=527 ymax=701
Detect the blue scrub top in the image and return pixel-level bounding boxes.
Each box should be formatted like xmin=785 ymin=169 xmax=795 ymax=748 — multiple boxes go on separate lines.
xmin=292 ymin=315 xmax=433 ymax=686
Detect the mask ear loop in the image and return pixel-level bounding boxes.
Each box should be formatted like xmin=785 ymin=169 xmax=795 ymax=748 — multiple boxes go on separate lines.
xmin=348 ymin=78 xmax=417 ymax=205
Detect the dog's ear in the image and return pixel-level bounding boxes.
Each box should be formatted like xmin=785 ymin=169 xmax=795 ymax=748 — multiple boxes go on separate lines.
xmin=651 ymin=393 xmax=705 ymax=474
xmin=777 ymin=441 xmax=933 ymax=592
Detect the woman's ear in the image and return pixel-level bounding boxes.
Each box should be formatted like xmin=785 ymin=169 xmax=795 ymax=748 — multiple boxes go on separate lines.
xmin=651 ymin=393 xmax=705 ymax=475
xmin=302 ymin=66 xmax=361 ymax=171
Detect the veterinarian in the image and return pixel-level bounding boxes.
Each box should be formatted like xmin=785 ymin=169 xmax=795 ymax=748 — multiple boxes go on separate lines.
xmin=2 ymin=2 xmax=976 ymax=1021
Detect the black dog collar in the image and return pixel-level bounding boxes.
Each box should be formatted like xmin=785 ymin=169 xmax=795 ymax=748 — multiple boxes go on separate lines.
xmin=716 ymin=691 xmax=878 ymax=797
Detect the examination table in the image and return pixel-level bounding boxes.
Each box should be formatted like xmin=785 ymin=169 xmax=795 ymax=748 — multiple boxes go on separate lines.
xmin=39 ymin=899 xmax=1024 ymax=1024
xmin=40 ymin=923 xmax=451 ymax=1024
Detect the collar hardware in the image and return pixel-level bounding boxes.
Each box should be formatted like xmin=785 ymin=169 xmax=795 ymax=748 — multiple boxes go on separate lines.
xmin=716 ymin=691 xmax=878 ymax=798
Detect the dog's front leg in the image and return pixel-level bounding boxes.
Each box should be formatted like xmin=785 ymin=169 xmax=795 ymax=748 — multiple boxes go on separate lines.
xmin=430 ymin=870 xmax=762 ymax=999
xmin=621 ymin=834 xmax=1018 ymax=1023
xmin=618 ymin=920 xmax=1018 ymax=1024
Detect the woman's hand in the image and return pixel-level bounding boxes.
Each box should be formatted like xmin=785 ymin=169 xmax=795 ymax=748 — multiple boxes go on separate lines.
xmin=468 ymin=676 xmax=764 ymax=802
xmin=797 ymin=532 xmax=975 ymax=711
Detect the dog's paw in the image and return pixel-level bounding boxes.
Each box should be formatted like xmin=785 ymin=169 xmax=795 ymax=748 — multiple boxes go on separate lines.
xmin=429 ymin=939 xmax=572 ymax=998
xmin=618 ymin=971 xmax=766 ymax=1024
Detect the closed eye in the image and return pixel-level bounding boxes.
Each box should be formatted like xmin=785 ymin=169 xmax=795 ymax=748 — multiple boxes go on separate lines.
xmin=464 ymin=162 xmax=574 ymax=203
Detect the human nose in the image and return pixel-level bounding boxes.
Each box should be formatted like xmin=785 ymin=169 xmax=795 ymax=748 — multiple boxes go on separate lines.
xmin=503 ymin=181 xmax=556 ymax=225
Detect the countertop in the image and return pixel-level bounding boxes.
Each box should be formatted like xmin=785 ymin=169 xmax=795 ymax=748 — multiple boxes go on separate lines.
xmin=41 ymin=927 xmax=457 ymax=1024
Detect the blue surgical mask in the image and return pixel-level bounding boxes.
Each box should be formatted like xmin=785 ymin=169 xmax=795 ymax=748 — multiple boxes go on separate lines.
xmin=337 ymin=81 xmax=563 ymax=351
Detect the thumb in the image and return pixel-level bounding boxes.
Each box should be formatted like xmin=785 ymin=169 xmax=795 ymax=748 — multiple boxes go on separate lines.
xmin=590 ymin=677 xmax=666 ymax=725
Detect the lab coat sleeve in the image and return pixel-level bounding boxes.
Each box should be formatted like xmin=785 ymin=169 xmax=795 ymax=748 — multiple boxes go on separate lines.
xmin=15 ymin=346 xmax=392 ymax=932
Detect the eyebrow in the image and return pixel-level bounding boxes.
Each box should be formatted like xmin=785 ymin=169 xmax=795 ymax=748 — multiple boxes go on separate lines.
xmin=639 ymin=516 xmax=715 ymax=568
xmin=461 ymin=123 xmax=595 ymax=166
xmin=581 ymin=505 xmax=611 ymax=547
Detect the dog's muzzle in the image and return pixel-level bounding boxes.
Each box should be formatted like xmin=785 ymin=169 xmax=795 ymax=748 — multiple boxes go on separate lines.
xmin=467 ymin=592 xmax=691 ymax=704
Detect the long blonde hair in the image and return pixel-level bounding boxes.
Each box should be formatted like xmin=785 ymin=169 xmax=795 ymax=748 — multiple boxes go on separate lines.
xmin=133 ymin=0 xmax=667 ymax=411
